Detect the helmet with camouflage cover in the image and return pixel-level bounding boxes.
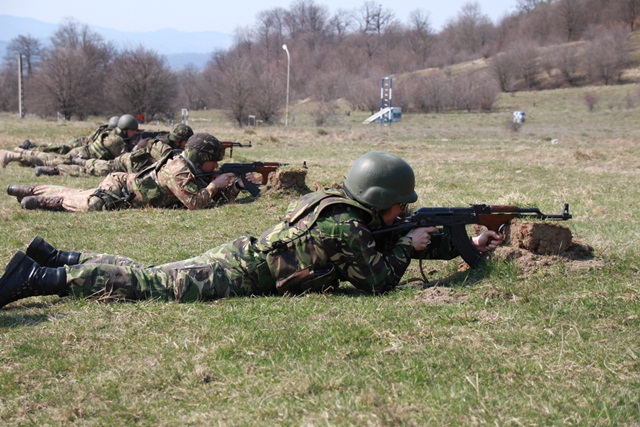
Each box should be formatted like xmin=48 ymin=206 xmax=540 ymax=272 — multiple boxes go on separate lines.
xmin=107 ymin=116 xmax=120 ymax=130
xmin=117 ymin=114 xmax=139 ymax=131
xmin=169 ymin=124 xmax=194 ymax=143
xmin=183 ymin=133 xmax=223 ymax=164
xmin=343 ymin=151 xmax=418 ymax=210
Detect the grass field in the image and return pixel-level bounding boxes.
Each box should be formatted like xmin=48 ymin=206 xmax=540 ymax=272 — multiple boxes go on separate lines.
xmin=0 ymin=84 xmax=638 ymax=426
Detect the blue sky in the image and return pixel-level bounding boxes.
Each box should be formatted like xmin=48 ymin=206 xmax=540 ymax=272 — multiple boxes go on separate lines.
xmin=1 ymin=0 xmax=517 ymax=35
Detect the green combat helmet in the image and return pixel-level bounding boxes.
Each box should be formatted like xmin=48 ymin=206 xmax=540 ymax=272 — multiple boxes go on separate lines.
xmin=183 ymin=133 xmax=223 ymax=164
xmin=117 ymin=114 xmax=139 ymax=131
xmin=343 ymin=151 xmax=418 ymax=210
xmin=169 ymin=124 xmax=194 ymax=143
xmin=107 ymin=116 xmax=120 ymax=130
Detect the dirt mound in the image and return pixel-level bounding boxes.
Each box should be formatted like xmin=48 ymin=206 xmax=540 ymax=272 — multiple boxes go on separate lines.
xmin=264 ymin=167 xmax=311 ymax=196
xmin=486 ymin=221 xmax=600 ymax=274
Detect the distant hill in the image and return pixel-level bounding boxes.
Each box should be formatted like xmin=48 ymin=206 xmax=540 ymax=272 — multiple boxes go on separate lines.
xmin=0 ymin=15 xmax=232 ymax=70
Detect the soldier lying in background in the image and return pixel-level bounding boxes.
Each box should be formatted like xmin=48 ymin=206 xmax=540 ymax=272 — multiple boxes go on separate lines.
xmin=0 ymin=115 xmax=141 ymax=169
xmin=6 ymin=133 xmax=256 ymax=211
xmin=33 ymin=124 xmax=193 ymax=178
xmin=16 ymin=115 xmax=120 ymax=155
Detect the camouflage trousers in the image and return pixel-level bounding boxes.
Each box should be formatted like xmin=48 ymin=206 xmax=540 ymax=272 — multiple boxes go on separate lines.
xmin=30 ymin=136 xmax=88 ymax=154
xmin=56 ymin=151 xmax=154 ymax=177
xmin=65 ymin=236 xmax=278 ymax=303
xmin=17 ymin=145 xmax=89 ymax=167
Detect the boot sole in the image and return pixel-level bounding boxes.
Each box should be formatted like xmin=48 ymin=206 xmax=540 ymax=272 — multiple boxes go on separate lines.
xmin=0 ymin=251 xmax=27 ymax=295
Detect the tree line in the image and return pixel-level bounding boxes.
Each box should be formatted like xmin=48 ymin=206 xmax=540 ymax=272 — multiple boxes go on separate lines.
xmin=0 ymin=0 xmax=637 ymax=125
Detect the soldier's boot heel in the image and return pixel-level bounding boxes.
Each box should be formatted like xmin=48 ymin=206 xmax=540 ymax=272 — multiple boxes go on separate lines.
xmin=26 ymin=235 xmax=81 ymax=268
xmin=7 ymin=184 xmax=36 ymax=202
xmin=20 ymin=196 xmax=64 ymax=211
xmin=35 ymin=166 xmax=60 ymax=176
xmin=0 ymin=251 xmax=67 ymax=309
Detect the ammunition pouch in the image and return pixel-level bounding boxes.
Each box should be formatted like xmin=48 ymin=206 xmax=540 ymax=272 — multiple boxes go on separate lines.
xmin=275 ymin=264 xmax=338 ymax=296
xmin=90 ymin=187 xmax=135 ymax=211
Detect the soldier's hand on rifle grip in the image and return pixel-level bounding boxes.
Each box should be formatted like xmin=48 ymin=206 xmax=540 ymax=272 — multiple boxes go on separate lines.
xmin=211 ymin=172 xmax=236 ymax=189
xmin=406 ymin=227 xmax=438 ymax=251
xmin=472 ymin=230 xmax=505 ymax=253
xmin=234 ymin=173 xmax=261 ymax=189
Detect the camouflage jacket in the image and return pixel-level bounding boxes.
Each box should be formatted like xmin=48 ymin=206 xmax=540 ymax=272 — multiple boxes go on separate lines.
xmin=66 ymin=130 xmax=124 ymax=160
xmin=127 ymin=153 xmax=238 ymax=209
xmin=256 ymin=189 xmax=415 ymax=295
xmin=109 ymin=136 xmax=176 ymax=174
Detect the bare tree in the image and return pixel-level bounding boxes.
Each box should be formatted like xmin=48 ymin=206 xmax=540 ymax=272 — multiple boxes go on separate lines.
xmin=0 ymin=67 xmax=19 ymax=111
xmin=406 ymin=9 xmax=434 ymax=68
xmin=353 ymin=1 xmax=397 ymax=61
xmin=329 ymin=9 xmax=354 ymax=39
xmin=512 ymin=41 xmax=541 ymax=89
xmin=413 ymin=73 xmax=451 ymax=113
xmin=617 ymin=0 xmax=640 ymax=30
xmin=284 ymin=0 xmax=330 ymax=51
xmin=585 ymin=26 xmax=630 ymax=85
xmin=37 ymin=20 xmax=113 ymax=119
xmin=176 ymin=65 xmax=209 ymax=111
xmin=517 ymin=0 xmax=553 ymax=14
xmin=104 ymin=46 xmax=177 ymax=117
xmin=490 ymin=51 xmax=519 ymax=92
xmin=451 ymin=70 xmax=499 ymax=111
xmin=5 ymin=35 xmax=42 ymax=76
xmin=551 ymin=44 xmax=584 ymax=86
xmin=253 ymin=66 xmax=284 ymax=124
xmin=253 ymin=8 xmax=287 ymax=61
xmin=343 ymin=74 xmax=381 ymax=114
xmin=209 ymin=53 xmax=255 ymax=126
xmin=554 ymin=0 xmax=588 ymax=42
xmin=441 ymin=2 xmax=496 ymax=57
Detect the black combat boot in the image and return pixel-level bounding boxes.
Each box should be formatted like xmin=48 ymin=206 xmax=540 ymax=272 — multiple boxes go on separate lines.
xmin=35 ymin=166 xmax=60 ymax=176
xmin=20 ymin=196 xmax=64 ymax=211
xmin=7 ymin=184 xmax=36 ymax=202
xmin=71 ymin=157 xmax=87 ymax=166
xmin=0 ymin=251 xmax=68 ymax=309
xmin=18 ymin=140 xmax=36 ymax=150
xmin=26 ymin=235 xmax=81 ymax=268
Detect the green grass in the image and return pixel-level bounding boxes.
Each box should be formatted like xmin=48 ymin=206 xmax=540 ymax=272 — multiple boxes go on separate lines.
xmin=0 ymin=84 xmax=639 ymax=426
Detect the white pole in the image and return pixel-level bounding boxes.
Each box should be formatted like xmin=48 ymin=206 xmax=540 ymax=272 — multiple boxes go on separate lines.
xmin=18 ymin=54 xmax=24 ymax=118
xmin=282 ymin=44 xmax=290 ymax=127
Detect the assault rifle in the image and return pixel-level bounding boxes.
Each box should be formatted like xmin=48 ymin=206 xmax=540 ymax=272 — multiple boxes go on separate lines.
xmin=131 ymin=131 xmax=171 ymax=150
xmin=133 ymin=130 xmax=169 ymax=142
xmin=196 ymin=161 xmax=288 ymax=197
xmin=372 ymin=203 xmax=572 ymax=268
xmin=221 ymin=141 xmax=252 ymax=158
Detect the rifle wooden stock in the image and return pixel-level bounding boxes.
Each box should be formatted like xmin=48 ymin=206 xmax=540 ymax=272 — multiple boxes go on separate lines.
xmin=220 ymin=141 xmax=252 ymax=157
xmin=373 ymin=203 xmax=572 ymax=268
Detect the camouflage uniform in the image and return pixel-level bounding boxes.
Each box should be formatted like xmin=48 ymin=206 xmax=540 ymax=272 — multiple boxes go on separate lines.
xmin=60 ymin=189 xmax=459 ymax=302
xmin=22 ymin=123 xmax=111 ymax=154
xmin=14 ymin=130 xmax=127 ymax=167
xmin=55 ymin=131 xmax=186 ymax=177
xmin=28 ymin=151 xmax=239 ymax=211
